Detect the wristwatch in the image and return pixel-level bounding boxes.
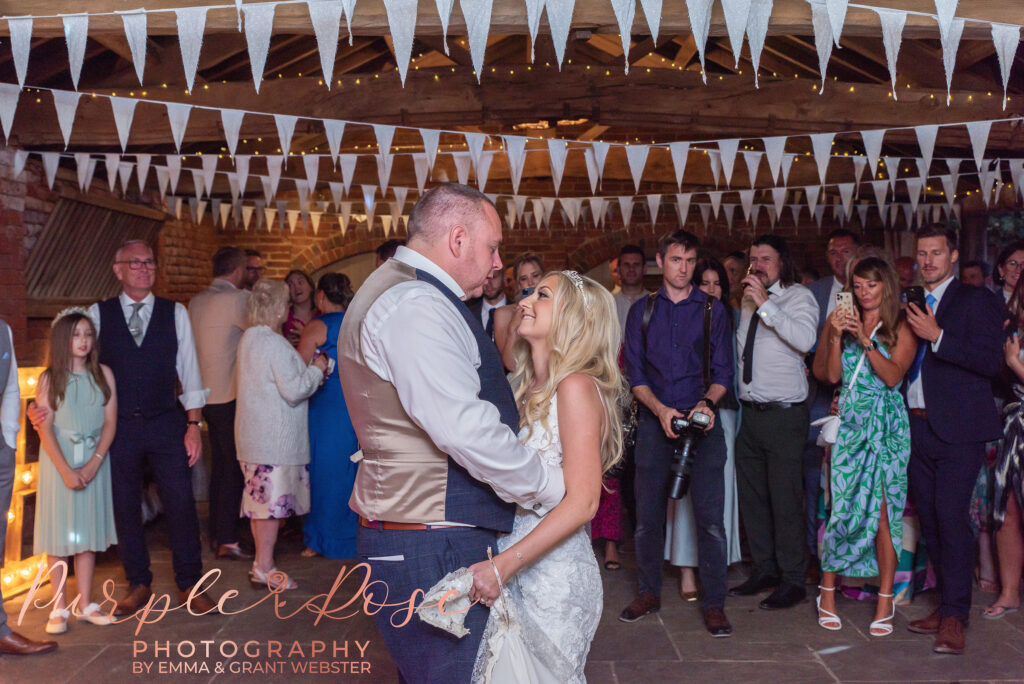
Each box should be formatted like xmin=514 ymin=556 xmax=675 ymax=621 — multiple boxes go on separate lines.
xmin=186 ymin=420 xmax=203 ymax=429
xmin=863 ymin=339 xmax=878 ymax=352
xmin=700 ymin=397 xmax=717 ymax=411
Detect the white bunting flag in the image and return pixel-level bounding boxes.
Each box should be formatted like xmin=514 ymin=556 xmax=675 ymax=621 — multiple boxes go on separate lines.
xmin=804 ymin=185 xmax=820 ymax=216
xmin=303 ymin=154 xmax=320 ymax=190
xmin=772 ymin=187 xmax=786 ymax=217
xmin=669 ymin=142 xmax=690 ymax=189
xmin=221 ymin=109 xmax=245 ymax=157
xmin=243 ymin=3 xmax=276 ymax=92
xmin=825 ymin=0 xmax=848 ymax=45
xmin=762 ymin=136 xmax=786 ymax=183
xmin=260 ymin=175 xmax=274 ymax=203
xmin=852 ymin=156 xmax=868 ymax=183
xmin=698 ymin=203 xmax=711 ymax=229
xmin=168 ymin=196 xmax=182 ymax=221
xmin=267 ymin=155 xmax=284 ymax=197
xmin=723 ymin=203 xmax=737 ymax=232
xmin=676 ymin=193 xmax=692 ymax=225
xmin=610 ymin=0 xmax=636 ymax=73
xmin=584 ymin=148 xmax=600 ymax=194
xmin=381 ymin=213 xmax=394 ymax=237
xmin=708 ymin=150 xmax=722 ymax=187
xmin=548 ymin=139 xmax=568 ymax=194
xmin=1010 ymin=160 xmax=1024 ymax=201
xmin=545 ymin=0 xmax=576 ymax=69
xmin=217 ymin=200 xmax=230 ymax=227
xmin=166 ymin=154 xmax=182 ymax=194
xmin=708 ymin=190 xmax=722 ymax=218
xmin=226 ymin=172 xmax=240 ymax=201
xmin=589 ymin=197 xmax=607 ymax=227
xmin=197 ymin=199 xmax=208 ymax=225
xmin=941 ymin=18 xmax=965 ymax=102
xmin=934 ymin=0 xmax=959 ymax=41
xmin=746 ymin=0 xmax=772 ymax=87
xmin=264 ymin=205 xmax=277 ymax=231
xmin=464 ymin=131 xmax=487 ymax=168
xmin=340 ymin=0 xmax=357 ymax=44
xmin=685 ymin=0 xmax=714 ymax=82
xmin=966 ymin=120 xmax=991 ymax=171
xmin=383 ymin=0 xmax=418 ymax=84
xmin=809 ymin=132 xmax=834 ymax=184
xmin=202 ymin=155 xmax=218 ymax=196
xmin=540 ymin=197 xmax=555 ymax=227
xmin=513 ymin=195 xmax=528 ymax=225
xmin=861 ymin=128 xmax=885 ymax=176
xmin=883 ymin=156 xmax=901 ymax=190
xmin=452 ymin=152 xmax=472 ymax=185
xmin=721 ymin=0 xmax=752 ymax=68
xmin=625 ymin=145 xmax=650 ymax=192
xmin=476 ymin=151 xmax=494 ymax=191
xmin=275 ymin=114 xmax=298 ymax=156
xmin=235 ymin=155 xmax=250 ymax=195
xmin=856 ymin=203 xmax=869 ymax=226
xmin=63 ymin=14 xmax=89 ymax=90
xmin=939 ymin=174 xmax=956 ymax=207
xmin=175 ymin=7 xmax=207 ymax=93
xmin=412 ymin=154 xmax=430 ymax=193
xmin=110 ymin=97 xmax=138 ymax=152
xmin=75 ymin=153 xmax=91 ymax=190
xmin=718 ymin=139 xmax=739 ymax=187
xmin=529 ymin=199 xmax=542 ymax=230
xmin=307 ymin=1 xmax=344 ymax=88
xmin=780 ymin=154 xmax=795 ymax=185
xmin=420 ymin=128 xmax=441 ymax=172
xmin=915 ymin=157 xmax=929 ymax=181
xmin=591 ymin=141 xmax=611 ymax=180
xmin=789 ymin=204 xmax=802 ymax=229
xmin=460 ymin=0 xmax=494 ymax=82
xmin=0 ymin=83 xmax=19 ymax=142
xmin=52 ymin=90 xmax=81 ymax=149
xmin=915 ymin=125 xmax=938 ymax=174
xmin=646 ymin=194 xmax=662 ymax=224
xmin=870 ymin=179 xmax=888 ymax=217
xmin=136 ymin=153 xmax=151 ymax=193
xmin=309 ymin=210 xmax=322 ymax=234
xmin=945 ymin=158 xmax=962 ymax=190
xmin=838 ymin=182 xmax=855 ymax=218
xmin=286 ymin=209 xmax=300 ymax=233
xmin=434 ymin=0 xmax=455 ymax=53
xmin=739 ymin=189 xmax=755 ymax=223
xmin=189 ymin=168 xmax=204 ymax=200
xmin=339 ymin=201 xmax=352 ymax=233
xmin=393 ymin=186 xmax=410 ymax=216
xmin=119 ymin=161 xmax=135 ymax=196
xmin=901 ymin=203 xmax=913 ymax=229
xmin=618 ymin=196 xmax=634 ymax=229
xmin=119 ymin=11 xmax=148 ymax=85
xmin=377 ymin=153 xmax=394 ymax=192
xmin=339 ymin=154 xmax=358 ymax=194
xmin=743 ymin=151 xmax=762 ymax=187
xmin=8 ymin=17 xmax=32 ymax=88
xmin=328 ymin=181 xmax=344 ymax=209
xmin=876 ymin=8 xmax=907 ymax=99
xmin=504 ymin=136 xmax=528 ymax=194
xmin=815 ymin=204 xmax=827 ymax=229
xmin=991 ymin=23 xmax=1021 ymax=110
xmin=563 ymin=197 xmax=582 ymax=227
xmin=809 ymin=1 xmax=833 ymax=92
xmin=165 ymin=102 xmax=192 ymax=152
xmin=41 ymin=152 xmax=60 ymax=190
xmin=242 ymin=204 xmax=254 ymax=230
xmin=524 ymin=0 xmax=544 ymax=61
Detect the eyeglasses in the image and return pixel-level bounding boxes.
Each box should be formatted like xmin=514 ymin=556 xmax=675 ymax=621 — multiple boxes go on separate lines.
xmin=246 ymin=266 xmax=266 ymax=273
xmin=1006 ymin=260 xmax=1024 ymax=271
xmin=116 ymin=259 xmax=157 ymax=271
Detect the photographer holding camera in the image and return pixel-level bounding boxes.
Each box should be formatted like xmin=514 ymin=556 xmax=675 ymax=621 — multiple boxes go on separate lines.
xmin=620 ymin=231 xmax=734 ymax=638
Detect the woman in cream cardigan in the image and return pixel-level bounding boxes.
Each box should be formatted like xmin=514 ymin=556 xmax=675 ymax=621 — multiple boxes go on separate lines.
xmin=236 ymin=279 xmax=328 ymax=590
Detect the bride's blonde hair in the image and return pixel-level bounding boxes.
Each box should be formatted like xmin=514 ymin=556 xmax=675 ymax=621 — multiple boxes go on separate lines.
xmin=509 ymin=271 xmax=627 ymax=475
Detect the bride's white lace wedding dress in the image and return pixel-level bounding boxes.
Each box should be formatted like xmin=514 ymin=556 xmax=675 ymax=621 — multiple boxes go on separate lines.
xmin=472 ymin=393 xmax=603 ymax=683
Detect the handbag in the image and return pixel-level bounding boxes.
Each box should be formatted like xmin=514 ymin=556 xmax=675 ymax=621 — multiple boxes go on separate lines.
xmin=810 ymin=322 xmax=882 ymax=447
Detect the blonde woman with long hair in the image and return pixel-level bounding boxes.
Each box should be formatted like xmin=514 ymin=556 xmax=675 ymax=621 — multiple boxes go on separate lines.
xmin=469 ymin=271 xmax=625 ymax=683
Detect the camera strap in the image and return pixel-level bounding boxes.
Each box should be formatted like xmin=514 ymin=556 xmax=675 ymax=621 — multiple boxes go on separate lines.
xmin=702 ymin=299 xmax=713 ymax=391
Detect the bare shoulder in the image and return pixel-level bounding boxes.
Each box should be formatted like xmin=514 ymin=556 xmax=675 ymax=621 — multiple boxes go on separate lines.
xmin=99 ymin=363 xmax=116 ymax=382
xmin=556 ymin=373 xmax=601 ymax=410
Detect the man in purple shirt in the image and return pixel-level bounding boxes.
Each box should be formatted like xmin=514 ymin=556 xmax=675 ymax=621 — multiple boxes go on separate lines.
xmin=619 ymin=230 xmax=735 ymax=637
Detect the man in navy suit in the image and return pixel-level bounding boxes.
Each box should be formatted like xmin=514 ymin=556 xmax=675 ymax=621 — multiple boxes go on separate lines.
xmin=904 ymin=224 xmax=1006 ymax=655
xmin=804 ymin=229 xmax=859 ymax=578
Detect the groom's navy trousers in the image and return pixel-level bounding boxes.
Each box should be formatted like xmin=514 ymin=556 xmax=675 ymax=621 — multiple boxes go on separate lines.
xmin=357 ymin=525 xmax=496 ymax=684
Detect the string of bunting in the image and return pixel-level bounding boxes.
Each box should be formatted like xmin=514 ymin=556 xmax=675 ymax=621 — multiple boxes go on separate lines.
xmin=0 ymin=1 xmax=1019 ymax=104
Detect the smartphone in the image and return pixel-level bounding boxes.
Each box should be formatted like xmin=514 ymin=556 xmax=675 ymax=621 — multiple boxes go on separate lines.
xmin=903 ymin=285 xmax=927 ymax=312
xmin=835 ymin=291 xmax=855 ymax=317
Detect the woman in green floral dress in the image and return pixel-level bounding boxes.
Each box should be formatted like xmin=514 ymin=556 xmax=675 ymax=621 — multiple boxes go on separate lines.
xmin=812 ymin=257 xmax=916 ymax=636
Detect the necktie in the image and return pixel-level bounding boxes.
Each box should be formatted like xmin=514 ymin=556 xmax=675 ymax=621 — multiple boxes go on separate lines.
xmin=907 ymin=292 xmax=937 ymax=383
xmin=128 ymin=302 xmax=145 ymax=346
xmin=485 ymin=308 xmax=496 ymax=339
xmin=741 ymin=311 xmax=760 ymax=385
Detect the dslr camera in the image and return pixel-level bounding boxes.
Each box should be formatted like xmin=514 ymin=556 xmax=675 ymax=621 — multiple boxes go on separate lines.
xmin=668 ymin=411 xmax=712 ymax=499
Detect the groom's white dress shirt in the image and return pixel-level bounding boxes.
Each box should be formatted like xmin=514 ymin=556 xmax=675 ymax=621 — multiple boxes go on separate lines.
xmin=359 ymin=246 xmax=565 ymax=517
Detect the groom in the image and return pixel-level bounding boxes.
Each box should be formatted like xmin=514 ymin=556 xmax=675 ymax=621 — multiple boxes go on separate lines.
xmin=338 ymin=183 xmax=566 ymax=683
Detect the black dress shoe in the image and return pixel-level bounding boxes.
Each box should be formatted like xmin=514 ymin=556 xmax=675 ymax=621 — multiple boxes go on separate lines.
xmin=759 ymin=582 xmax=807 ymax=610
xmin=216 ymin=544 xmax=254 ymax=560
xmin=728 ymin=572 xmax=780 ymax=597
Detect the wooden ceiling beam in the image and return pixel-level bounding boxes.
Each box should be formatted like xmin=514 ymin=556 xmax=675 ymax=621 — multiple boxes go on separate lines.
xmin=10 ymin=1 xmax=1013 ymax=39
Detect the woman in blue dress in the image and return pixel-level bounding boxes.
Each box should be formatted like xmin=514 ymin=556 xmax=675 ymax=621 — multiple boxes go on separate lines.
xmin=298 ymin=272 xmax=360 ymax=558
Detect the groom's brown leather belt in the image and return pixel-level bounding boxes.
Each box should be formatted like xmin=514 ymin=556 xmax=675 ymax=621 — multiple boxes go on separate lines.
xmin=359 ymin=516 xmax=457 ymax=531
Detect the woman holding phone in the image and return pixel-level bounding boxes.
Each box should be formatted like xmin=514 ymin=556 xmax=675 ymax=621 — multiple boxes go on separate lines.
xmin=812 ymin=257 xmax=916 ymax=636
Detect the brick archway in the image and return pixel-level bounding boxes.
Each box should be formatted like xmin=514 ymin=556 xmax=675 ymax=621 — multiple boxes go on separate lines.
xmin=565 ymin=229 xmax=659 ymax=274
xmin=290 ymin=230 xmax=385 ymax=273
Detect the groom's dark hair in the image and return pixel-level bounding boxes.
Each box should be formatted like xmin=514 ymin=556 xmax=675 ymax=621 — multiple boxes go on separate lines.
xmin=407 ymin=183 xmax=498 ymax=244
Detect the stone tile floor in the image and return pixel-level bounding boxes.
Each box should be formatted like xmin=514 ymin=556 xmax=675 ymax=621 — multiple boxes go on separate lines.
xmin=2 ymin=513 xmax=1023 ymax=683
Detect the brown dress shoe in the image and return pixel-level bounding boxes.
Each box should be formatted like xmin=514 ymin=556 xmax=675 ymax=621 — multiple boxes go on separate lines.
xmin=907 ymin=607 xmax=941 ymax=634
xmin=178 ymin=585 xmax=219 ymax=615
xmin=618 ymin=592 xmax=660 ymax=623
xmin=933 ymin=616 xmax=966 ymax=655
xmin=702 ymin=607 xmax=733 ymax=638
xmin=0 ymin=631 xmax=57 ymax=656
xmin=113 ymin=585 xmax=153 ymax=617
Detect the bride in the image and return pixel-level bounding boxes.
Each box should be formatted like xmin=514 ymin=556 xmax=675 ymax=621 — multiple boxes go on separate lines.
xmin=468 ymin=270 xmax=625 ymax=683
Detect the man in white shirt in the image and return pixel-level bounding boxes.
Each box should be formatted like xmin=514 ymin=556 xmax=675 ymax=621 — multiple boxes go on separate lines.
xmin=612 ymin=244 xmax=649 ymax=338
xmin=466 ymin=267 xmax=507 ymax=341
xmin=731 ymin=234 xmax=818 ymax=611
xmin=338 ymin=184 xmax=564 ymax=683
xmin=33 ymin=240 xmax=216 ymax=617
xmin=0 ymin=320 xmax=58 ymax=656
xmin=189 ymin=247 xmax=251 ymax=561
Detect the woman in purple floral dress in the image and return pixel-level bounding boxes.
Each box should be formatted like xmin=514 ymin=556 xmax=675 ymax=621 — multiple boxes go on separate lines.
xmin=236 ymin=280 xmax=328 ymax=591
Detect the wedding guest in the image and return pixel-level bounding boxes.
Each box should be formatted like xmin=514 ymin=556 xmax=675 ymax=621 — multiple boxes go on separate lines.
xmin=496 ymin=254 xmax=545 ymax=369
xmin=610 ymin=257 xmax=622 ymax=294
xmin=666 ymin=257 xmax=743 ymax=601
xmin=812 ymin=257 xmax=915 ymax=636
xmin=503 ymin=265 xmax=516 ymax=301
xmin=0 ymin=318 xmax=58 ymax=656
xmin=188 ymin=246 xmax=251 ymax=561
xmin=243 ymin=249 xmax=264 ymax=290
xmin=904 ymin=224 xmax=1005 ymax=654
xmin=375 ymin=239 xmax=405 ymax=268
xmin=283 ymin=270 xmax=318 ymax=348
xmin=297 ymin=273 xmax=359 ymax=559
xmin=731 ymin=235 xmax=818 ymax=610
xmin=236 ymin=280 xmax=328 ymax=590
xmin=895 ymin=257 xmax=916 ymax=291
xmin=34 ymin=310 xmax=118 ymax=634
xmin=983 ymin=274 xmax=1024 ymax=619
xmin=994 ymin=241 xmax=1024 ymax=304
xmin=613 ymin=245 xmax=650 ymax=339
xmin=466 ymin=267 xmax=507 ymax=342
xmin=723 ymin=251 xmax=748 ymax=309
xmin=621 ymin=230 xmax=733 ymax=637
xmin=960 ymin=260 xmax=991 ymax=289
xmin=801 ymin=267 xmax=821 ymax=286
xmin=805 ymin=229 xmax=861 ymax=579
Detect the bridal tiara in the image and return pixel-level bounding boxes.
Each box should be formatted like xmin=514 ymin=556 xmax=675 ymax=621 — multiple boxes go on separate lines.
xmin=51 ymin=306 xmax=94 ymax=328
xmin=563 ymin=271 xmax=590 ymax=309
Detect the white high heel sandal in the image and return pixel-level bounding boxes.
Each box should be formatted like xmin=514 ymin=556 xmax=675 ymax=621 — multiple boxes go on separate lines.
xmin=870 ymin=592 xmax=896 ymax=637
xmin=816 ymin=586 xmax=842 ymax=631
